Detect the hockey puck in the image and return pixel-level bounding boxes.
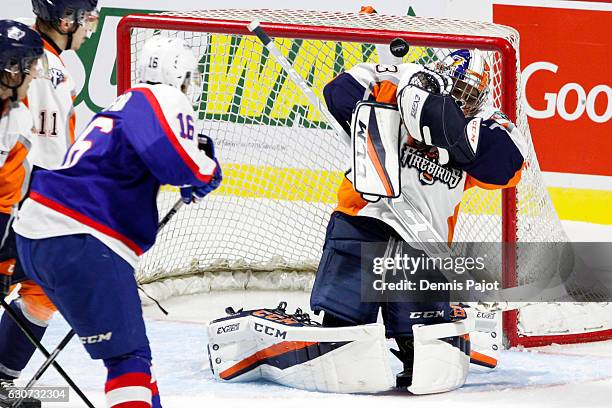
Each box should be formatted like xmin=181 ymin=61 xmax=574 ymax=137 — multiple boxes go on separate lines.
xmin=390 ymin=38 xmax=409 ymax=58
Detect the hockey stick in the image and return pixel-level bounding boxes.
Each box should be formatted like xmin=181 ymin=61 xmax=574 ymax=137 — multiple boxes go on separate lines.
xmin=246 ymin=22 xmax=481 ymax=290
xmin=3 ymin=283 xmax=21 ymax=306
xmin=247 ymin=21 xmax=571 ymax=308
xmin=247 ymin=21 xmax=453 ymax=247
xmin=11 ymin=330 xmax=76 ymax=408
xmin=137 ymin=195 xmax=184 ymax=314
xmin=0 ymin=298 xmax=94 ymax=408
xmin=158 ymin=198 xmax=184 ymax=232
xmin=157 ymin=132 xmax=219 ymax=233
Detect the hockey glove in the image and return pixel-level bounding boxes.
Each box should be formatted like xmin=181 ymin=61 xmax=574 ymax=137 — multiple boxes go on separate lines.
xmin=180 ymin=162 xmax=222 ymax=204
xmin=398 ymin=71 xmax=480 ymax=166
xmin=180 ymin=134 xmax=223 ymax=204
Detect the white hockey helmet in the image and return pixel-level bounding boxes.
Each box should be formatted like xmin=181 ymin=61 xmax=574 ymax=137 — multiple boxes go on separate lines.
xmin=137 ymin=35 xmax=200 ymax=97
xmin=435 ymin=49 xmax=491 ymax=115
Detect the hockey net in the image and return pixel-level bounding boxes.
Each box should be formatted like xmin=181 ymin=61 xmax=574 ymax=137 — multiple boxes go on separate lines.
xmin=116 ymin=9 xmax=612 ymax=347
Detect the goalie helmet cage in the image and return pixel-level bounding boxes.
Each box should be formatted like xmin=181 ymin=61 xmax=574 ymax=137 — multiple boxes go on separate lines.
xmin=116 ymin=9 xmax=612 ymax=348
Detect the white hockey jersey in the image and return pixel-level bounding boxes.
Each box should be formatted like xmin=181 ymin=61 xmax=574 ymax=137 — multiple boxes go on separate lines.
xmin=0 ymin=101 xmax=34 ymax=215
xmin=25 ymin=37 xmax=76 ymax=170
xmin=324 ymin=63 xmax=527 ymax=242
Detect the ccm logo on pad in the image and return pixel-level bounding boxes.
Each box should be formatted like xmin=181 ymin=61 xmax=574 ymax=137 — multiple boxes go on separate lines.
xmin=410 ymin=311 xmax=444 ymax=319
xmin=254 ymin=322 xmax=287 ymax=339
xmin=80 ymin=332 xmax=112 ymax=344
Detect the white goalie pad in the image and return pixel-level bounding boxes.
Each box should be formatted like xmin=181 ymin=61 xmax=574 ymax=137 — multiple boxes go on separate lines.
xmin=207 ymin=309 xmax=394 ymax=393
xmin=351 ymin=101 xmax=402 ymax=200
xmin=409 ymin=319 xmax=472 ymax=395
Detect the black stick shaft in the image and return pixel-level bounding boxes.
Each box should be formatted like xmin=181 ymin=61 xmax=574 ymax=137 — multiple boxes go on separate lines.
xmin=0 ymin=298 xmax=95 ymax=408
xmin=157 ymin=198 xmax=184 ymax=232
xmin=24 ymin=330 xmax=75 ymax=388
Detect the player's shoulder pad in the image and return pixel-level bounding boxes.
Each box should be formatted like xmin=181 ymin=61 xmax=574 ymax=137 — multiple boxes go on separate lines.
xmin=477 ymin=106 xmax=514 ymax=130
xmin=42 ymin=47 xmax=74 ymax=87
xmin=475 ymin=105 xmax=528 ymax=159
xmin=114 ymin=83 xmax=196 ymax=131
xmin=0 ymin=103 xmax=33 ymax=166
xmin=134 ymin=83 xmax=195 ymax=115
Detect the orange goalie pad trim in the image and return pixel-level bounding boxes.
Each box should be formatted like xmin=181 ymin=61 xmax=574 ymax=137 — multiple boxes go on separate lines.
xmin=219 ymin=341 xmax=318 ymax=380
xmin=366 ymin=132 xmax=394 ymax=196
xmin=15 ymin=280 xmax=57 ymax=322
xmin=335 ymin=178 xmax=368 ymax=216
xmin=360 ymin=6 xmax=376 ymax=14
xmin=470 ymin=350 xmax=498 ymax=369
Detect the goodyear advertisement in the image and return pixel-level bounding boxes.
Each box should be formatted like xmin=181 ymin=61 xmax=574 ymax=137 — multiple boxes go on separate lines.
xmin=493 ymin=0 xmax=612 ymax=224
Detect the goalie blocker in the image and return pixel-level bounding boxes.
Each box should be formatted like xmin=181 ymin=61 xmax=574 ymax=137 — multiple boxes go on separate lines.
xmin=207 ymin=303 xmax=498 ymax=394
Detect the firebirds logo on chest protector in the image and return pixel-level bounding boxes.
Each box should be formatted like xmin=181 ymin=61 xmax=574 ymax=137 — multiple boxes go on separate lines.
xmin=401 ymin=144 xmax=462 ymax=188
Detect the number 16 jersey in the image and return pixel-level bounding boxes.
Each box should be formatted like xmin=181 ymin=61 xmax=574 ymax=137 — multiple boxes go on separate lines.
xmin=14 ymin=84 xmax=218 ymax=266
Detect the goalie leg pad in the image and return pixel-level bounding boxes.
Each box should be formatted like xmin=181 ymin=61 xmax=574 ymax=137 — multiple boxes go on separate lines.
xmin=208 ymin=311 xmax=394 ymax=393
xmin=408 ymin=320 xmax=471 ymax=394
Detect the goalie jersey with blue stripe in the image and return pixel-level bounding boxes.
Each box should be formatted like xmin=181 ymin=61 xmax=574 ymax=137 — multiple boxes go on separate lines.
xmin=13 ymin=83 xmax=218 ymax=266
xmin=325 ymin=63 xmax=527 ymax=242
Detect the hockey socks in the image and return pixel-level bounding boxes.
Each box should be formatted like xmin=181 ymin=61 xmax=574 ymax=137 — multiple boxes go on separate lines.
xmin=0 ymin=302 xmax=47 ymax=380
xmin=104 ymin=351 xmax=161 ymax=408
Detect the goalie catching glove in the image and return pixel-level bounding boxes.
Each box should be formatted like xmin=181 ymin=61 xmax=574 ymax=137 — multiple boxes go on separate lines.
xmin=180 ymin=133 xmax=222 ymax=204
xmin=398 ymin=69 xmax=483 ymax=166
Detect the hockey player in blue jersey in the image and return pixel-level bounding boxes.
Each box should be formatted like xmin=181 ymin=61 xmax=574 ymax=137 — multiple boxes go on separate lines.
xmin=13 ymin=35 xmax=221 ymax=408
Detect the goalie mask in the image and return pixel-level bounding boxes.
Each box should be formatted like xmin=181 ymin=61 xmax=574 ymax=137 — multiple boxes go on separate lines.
xmin=137 ymin=35 xmax=202 ymax=104
xmin=436 ymin=49 xmax=491 ymax=115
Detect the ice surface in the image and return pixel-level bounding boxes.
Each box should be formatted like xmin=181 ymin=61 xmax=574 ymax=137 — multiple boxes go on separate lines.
xmin=6 ymin=220 xmax=611 ymax=407
xmin=10 ymin=289 xmax=611 ymax=408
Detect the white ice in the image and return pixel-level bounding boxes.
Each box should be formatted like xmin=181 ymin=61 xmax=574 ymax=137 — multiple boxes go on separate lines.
xmin=6 ymin=220 xmax=612 ymax=407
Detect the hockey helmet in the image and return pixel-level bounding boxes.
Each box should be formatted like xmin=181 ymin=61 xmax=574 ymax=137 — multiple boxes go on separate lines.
xmin=32 ymin=0 xmax=99 ymax=35
xmin=137 ymin=36 xmax=201 ymax=100
xmin=436 ymin=49 xmax=491 ymax=115
xmin=0 ymin=20 xmax=46 ymax=98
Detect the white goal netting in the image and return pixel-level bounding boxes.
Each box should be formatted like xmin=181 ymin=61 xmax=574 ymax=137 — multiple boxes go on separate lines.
xmin=118 ymin=9 xmax=611 ymax=346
